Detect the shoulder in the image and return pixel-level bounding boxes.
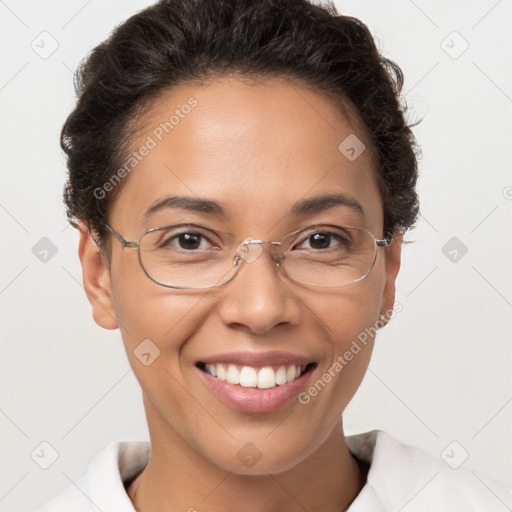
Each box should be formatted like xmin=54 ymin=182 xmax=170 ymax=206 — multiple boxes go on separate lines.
xmin=347 ymin=430 xmax=512 ymax=511
xmin=33 ymin=440 xmax=150 ymax=512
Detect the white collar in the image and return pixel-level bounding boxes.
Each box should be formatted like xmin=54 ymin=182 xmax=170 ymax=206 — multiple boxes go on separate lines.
xmin=36 ymin=430 xmax=512 ymax=511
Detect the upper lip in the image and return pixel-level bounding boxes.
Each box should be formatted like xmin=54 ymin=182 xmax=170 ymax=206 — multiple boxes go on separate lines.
xmin=197 ymin=351 xmax=314 ymax=367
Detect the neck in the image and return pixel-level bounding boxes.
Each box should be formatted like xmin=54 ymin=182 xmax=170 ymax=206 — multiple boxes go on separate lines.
xmin=127 ymin=404 xmax=366 ymax=512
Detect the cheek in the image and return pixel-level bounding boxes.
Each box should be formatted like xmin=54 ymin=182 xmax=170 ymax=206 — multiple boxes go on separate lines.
xmin=304 ymin=273 xmax=386 ymax=403
xmin=109 ymin=252 xmax=205 ymax=362
xmin=313 ymin=263 xmax=385 ymax=345
xmin=110 ymin=276 xmax=209 ymax=421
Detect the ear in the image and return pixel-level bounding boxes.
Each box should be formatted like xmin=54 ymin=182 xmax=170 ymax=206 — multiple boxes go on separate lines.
xmin=77 ymin=222 xmax=119 ymax=330
xmin=379 ymin=232 xmax=402 ymax=325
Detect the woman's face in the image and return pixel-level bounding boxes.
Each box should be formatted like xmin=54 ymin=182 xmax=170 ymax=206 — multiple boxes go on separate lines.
xmin=80 ymin=76 xmax=401 ymax=474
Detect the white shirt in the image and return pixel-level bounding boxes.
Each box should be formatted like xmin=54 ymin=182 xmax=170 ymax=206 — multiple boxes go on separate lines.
xmin=35 ymin=430 xmax=512 ymax=511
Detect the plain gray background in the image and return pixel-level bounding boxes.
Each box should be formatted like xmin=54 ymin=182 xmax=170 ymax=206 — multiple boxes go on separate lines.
xmin=1 ymin=0 xmax=511 ymax=510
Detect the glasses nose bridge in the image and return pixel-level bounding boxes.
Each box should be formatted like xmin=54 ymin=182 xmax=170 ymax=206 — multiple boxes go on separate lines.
xmin=235 ymin=237 xmax=284 ymax=266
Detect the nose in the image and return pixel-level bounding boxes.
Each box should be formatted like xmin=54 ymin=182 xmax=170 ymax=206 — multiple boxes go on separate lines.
xmin=216 ymin=241 xmax=301 ymax=335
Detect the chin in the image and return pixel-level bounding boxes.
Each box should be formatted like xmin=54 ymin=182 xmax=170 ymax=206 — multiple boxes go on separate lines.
xmin=199 ymin=435 xmax=317 ymax=476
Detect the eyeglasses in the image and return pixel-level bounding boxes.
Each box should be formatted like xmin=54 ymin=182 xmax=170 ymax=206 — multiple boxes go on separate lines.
xmin=105 ymin=223 xmax=391 ymax=290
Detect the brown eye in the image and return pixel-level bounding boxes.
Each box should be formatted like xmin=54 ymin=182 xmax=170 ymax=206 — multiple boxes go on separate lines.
xmin=293 ymin=230 xmax=348 ymax=251
xmin=158 ymin=230 xmax=213 ymax=251
xmin=307 ymin=233 xmax=332 ymax=250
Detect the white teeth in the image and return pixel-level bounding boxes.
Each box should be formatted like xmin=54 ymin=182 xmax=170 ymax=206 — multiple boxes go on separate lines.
xmin=275 ymin=366 xmax=287 ymax=385
xmin=239 ymin=366 xmax=257 ymax=387
xmin=257 ymin=367 xmax=275 ymax=389
xmin=216 ymin=364 xmax=227 ymax=381
xmin=226 ymin=364 xmax=240 ymax=385
xmin=204 ymin=363 xmax=306 ymax=388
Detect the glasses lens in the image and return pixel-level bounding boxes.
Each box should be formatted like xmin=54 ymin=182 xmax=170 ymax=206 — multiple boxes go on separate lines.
xmin=139 ymin=226 xmax=237 ymax=288
xmin=280 ymin=226 xmax=378 ymax=287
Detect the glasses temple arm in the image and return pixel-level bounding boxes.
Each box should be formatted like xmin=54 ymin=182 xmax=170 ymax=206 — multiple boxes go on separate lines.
xmin=105 ymin=223 xmax=136 ymax=248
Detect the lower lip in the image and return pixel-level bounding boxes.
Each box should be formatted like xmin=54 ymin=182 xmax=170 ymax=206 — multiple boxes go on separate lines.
xmin=197 ymin=367 xmax=313 ymax=414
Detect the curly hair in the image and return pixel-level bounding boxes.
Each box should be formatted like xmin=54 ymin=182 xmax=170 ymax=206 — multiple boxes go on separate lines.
xmin=62 ymin=0 xmax=420 ymax=246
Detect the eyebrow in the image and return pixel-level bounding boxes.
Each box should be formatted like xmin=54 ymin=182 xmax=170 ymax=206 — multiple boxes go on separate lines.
xmin=145 ymin=193 xmax=365 ymax=220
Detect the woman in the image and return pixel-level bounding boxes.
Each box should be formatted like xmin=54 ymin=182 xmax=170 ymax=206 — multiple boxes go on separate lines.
xmin=36 ymin=0 xmax=512 ymax=510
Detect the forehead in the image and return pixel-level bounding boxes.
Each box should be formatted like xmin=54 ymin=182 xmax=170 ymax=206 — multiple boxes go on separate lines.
xmin=111 ymin=76 xmax=383 ymax=235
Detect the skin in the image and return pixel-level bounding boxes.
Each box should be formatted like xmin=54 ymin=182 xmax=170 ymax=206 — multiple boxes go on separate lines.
xmin=78 ymin=75 xmax=402 ymax=512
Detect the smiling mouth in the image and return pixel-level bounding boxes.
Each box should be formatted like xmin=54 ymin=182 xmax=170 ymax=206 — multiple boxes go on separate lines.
xmin=196 ymin=362 xmax=316 ymax=389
